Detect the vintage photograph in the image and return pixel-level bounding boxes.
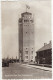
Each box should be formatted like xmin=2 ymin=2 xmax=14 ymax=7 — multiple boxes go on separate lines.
xmin=2 ymin=0 xmax=52 ymax=79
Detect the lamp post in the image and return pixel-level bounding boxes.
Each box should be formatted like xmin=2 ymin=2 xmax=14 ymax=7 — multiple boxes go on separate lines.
xmin=19 ymin=49 xmax=22 ymax=63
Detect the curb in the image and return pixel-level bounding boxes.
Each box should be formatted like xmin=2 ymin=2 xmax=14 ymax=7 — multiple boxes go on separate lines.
xmin=21 ymin=64 xmax=52 ymax=72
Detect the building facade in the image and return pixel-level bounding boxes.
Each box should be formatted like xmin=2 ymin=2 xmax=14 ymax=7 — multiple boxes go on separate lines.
xmin=36 ymin=41 xmax=52 ymax=64
xmin=19 ymin=12 xmax=35 ymax=62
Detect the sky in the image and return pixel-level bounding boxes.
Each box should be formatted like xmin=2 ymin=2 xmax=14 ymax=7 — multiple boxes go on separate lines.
xmin=1 ymin=0 xmax=52 ymax=59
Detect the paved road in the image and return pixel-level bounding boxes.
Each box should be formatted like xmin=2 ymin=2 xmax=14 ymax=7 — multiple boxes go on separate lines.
xmin=2 ymin=63 xmax=52 ymax=79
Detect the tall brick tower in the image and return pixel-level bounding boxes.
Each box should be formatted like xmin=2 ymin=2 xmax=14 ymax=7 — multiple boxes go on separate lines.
xmin=19 ymin=11 xmax=35 ymax=62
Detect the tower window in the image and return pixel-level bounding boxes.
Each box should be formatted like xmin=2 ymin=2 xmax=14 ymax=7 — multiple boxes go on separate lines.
xmin=31 ymin=51 xmax=33 ymax=54
xmin=25 ymin=51 xmax=28 ymax=54
xmin=26 ymin=32 xmax=27 ymax=33
xmin=29 ymin=16 xmax=31 ymax=18
xmin=24 ymin=20 xmax=29 ymax=22
xmin=32 ymin=56 xmax=33 ymax=59
xmin=26 ymin=56 xmax=28 ymax=59
xmin=30 ymin=20 xmax=33 ymax=23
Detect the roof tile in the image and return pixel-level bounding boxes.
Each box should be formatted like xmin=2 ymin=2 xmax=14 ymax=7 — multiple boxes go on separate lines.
xmin=36 ymin=42 xmax=52 ymax=53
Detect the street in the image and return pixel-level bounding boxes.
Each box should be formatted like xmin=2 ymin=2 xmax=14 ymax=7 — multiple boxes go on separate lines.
xmin=2 ymin=63 xmax=52 ymax=79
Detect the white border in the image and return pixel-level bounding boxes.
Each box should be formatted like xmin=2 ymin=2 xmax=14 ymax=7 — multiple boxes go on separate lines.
xmin=0 ymin=1 xmax=2 ymax=80
xmin=51 ymin=0 xmax=53 ymax=79
xmin=0 ymin=0 xmax=53 ymax=80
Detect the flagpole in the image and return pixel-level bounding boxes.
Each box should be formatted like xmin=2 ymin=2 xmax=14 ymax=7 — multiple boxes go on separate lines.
xmin=26 ymin=5 xmax=30 ymax=12
xmin=26 ymin=5 xmax=27 ymax=12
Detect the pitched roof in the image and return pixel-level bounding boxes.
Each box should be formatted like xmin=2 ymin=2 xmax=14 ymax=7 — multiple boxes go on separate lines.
xmin=36 ymin=42 xmax=52 ymax=53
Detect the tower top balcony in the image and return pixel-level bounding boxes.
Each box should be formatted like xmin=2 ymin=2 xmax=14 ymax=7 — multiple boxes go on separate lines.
xmin=21 ymin=12 xmax=32 ymax=17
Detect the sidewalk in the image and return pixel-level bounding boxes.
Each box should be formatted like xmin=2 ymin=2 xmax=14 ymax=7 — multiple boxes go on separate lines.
xmin=21 ymin=63 xmax=52 ymax=72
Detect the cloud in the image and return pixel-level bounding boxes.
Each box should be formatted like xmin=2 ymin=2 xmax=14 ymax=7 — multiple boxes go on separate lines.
xmin=2 ymin=0 xmax=51 ymax=58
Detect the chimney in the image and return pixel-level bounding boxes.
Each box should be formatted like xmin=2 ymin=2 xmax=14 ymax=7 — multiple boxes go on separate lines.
xmin=44 ymin=43 xmax=47 ymax=46
xmin=49 ymin=40 xmax=51 ymax=44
